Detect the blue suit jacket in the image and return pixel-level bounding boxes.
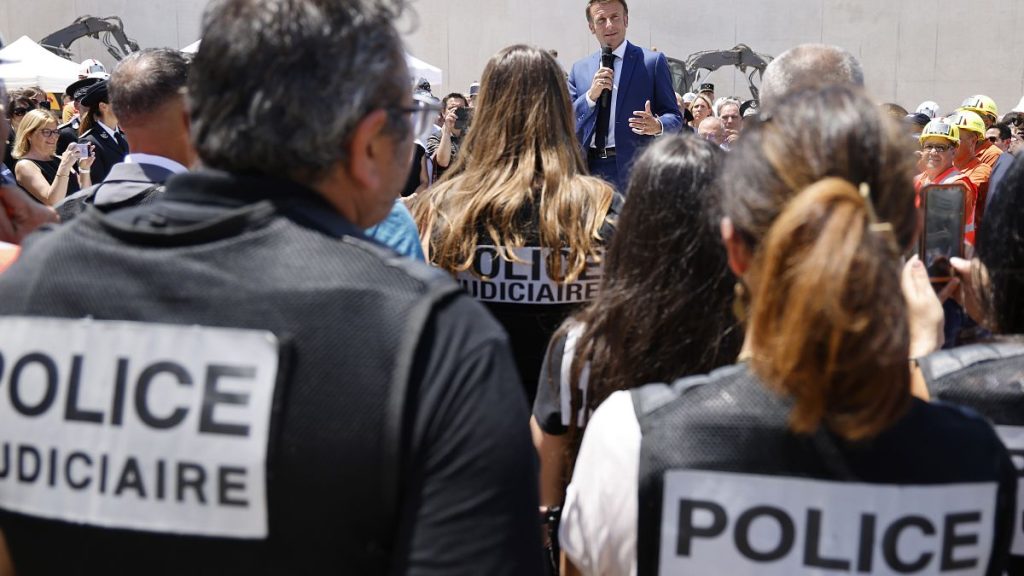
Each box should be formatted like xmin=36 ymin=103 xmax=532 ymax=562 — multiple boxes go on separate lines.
xmin=568 ymin=41 xmax=682 ymax=184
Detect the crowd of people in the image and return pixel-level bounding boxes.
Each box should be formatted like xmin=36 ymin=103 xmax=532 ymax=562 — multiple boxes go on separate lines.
xmin=1 ymin=0 xmax=1024 ymax=574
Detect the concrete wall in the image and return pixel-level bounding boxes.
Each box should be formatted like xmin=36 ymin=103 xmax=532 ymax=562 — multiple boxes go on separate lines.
xmin=400 ymin=0 xmax=1024 ymax=116
xmin=4 ymin=0 xmax=1023 ymax=116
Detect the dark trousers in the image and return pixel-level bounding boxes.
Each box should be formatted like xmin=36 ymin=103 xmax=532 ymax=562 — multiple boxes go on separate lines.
xmin=587 ymin=155 xmax=625 ymax=193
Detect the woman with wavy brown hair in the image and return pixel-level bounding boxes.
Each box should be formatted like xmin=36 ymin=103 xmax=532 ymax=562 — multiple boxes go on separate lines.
xmin=559 ymin=85 xmax=1017 ymax=576
xmin=412 ymin=44 xmax=619 ymax=402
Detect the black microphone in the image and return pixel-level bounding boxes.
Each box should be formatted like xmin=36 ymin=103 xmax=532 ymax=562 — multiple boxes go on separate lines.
xmin=599 ymin=45 xmax=614 ymax=109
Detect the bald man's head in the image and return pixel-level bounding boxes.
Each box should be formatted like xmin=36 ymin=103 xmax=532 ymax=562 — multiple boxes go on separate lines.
xmin=760 ymin=44 xmax=863 ymax=110
xmin=698 ymin=116 xmax=725 ymax=145
xmin=109 ymin=48 xmax=193 ymax=166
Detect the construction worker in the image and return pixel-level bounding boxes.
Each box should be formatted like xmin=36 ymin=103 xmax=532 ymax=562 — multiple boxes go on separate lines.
xmin=959 ymin=95 xmax=1003 ymax=169
xmin=948 ymin=109 xmax=994 ymax=225
xmin=915 ymin=119 xmax=978 ymax=245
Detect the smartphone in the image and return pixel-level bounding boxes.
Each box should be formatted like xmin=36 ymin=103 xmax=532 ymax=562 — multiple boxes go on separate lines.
xmin=75 ymin=143 xmax=90 ymax=157
xmin=919 ymin=183 xmax=967 ymax=283
xmin=454 ymin=107 xmax=471 ymax=131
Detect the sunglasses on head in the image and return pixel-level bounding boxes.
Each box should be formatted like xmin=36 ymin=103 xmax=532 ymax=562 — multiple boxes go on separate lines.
xmin=11 ymin=107 xmax=32 ymax=117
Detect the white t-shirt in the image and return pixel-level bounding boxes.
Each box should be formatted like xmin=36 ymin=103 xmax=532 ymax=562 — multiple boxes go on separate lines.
xmin=559 ymin=390 xmax=641 ymax=576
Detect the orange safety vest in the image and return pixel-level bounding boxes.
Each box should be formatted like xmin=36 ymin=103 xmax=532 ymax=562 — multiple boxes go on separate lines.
xmin=915 ymin=167 xmax=978 ymax=245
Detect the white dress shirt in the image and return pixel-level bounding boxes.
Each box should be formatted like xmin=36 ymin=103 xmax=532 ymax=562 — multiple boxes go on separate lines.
xmin=585 ymin=41 xmax=627 ymax=149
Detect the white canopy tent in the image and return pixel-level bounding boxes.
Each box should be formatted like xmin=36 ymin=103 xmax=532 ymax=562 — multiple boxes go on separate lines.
xmin=0 ymin=36 xmax=81 ymax=93
xmin=406 ymin=54 xmax=442 ymax=89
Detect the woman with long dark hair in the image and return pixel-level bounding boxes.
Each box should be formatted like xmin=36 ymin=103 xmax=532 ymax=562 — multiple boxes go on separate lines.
xmin=560 ymin=85 xmax=1017 ymax=576
xmin=532 ymin=134 xmax=741 ymax=513
xmin=412 ymin=45 xmax=618 ymax=402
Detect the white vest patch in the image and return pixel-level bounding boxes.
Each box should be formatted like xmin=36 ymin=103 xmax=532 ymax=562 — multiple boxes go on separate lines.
xmin=0 ymin=317 xmax=279 ymax=539
xmin=996 ymin=425 xmax=1024 ymax=555
xmin=660 ymin=470 xmax=997 ymax=575
xmin=456 ymin=246 xmax=602 ymax=305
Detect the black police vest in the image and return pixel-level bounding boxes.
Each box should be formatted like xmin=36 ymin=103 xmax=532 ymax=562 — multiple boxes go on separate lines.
xmin=631 ymin=363 xmax=1016 ymax=576
xmin=918 ymin=339 xmax=1024 ymax=573
xmin=0 ymin=194 xmax=461 ymax=574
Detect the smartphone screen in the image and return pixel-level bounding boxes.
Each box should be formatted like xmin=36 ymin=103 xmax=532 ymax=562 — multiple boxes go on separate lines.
xmin=920 ymin=183 xmax=966 ymax=281
xmin=454 ymin=107 xmax=470 ymax=131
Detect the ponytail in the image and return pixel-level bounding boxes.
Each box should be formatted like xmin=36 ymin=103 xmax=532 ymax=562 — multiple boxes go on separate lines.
xmin=79 ymin=106 xmax=99 ymax=136
xmin=747 ymin=178 xmax=911 ymax=441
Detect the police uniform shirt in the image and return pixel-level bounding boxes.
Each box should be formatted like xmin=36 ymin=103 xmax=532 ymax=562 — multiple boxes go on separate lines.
xmin=456 ymin=192 xmax=622 ymax=403
xmin=56 ymin=117 xmax=80 ymax=155
xmin=78 ymin=120 xmax=128 ymax=184
xmin=0 ymin=170 xmax=545 ymax=575
xmin=560 ymin=363 xmax=1017 ymax=576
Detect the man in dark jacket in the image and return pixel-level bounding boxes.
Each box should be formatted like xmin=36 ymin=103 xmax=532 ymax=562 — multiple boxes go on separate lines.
xmin=0 ymin=1 xmax=543 ymax=574
xmin=58 ymin=48 xmax=193 ymax=220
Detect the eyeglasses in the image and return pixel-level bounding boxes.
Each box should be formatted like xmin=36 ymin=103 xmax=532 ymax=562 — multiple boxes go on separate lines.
xmin=37 ymin=128 xmax=58 ymax=139
xmin=987 ymin=136 xmax=1001 ymax=144
xmin=394 ymin=93 xmax=443 ymax=143
xmin=922 ymin=144 xmax=952 ymax=153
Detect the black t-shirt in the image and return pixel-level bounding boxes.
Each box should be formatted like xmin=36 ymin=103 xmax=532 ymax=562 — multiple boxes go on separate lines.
xmin=0 ymin=171 xmax=544 ymax=575
xmin=532 ymin=327 xmax=588 ymax=435
xmin=17 ymin=157 xmax=82 ymax=201
xmin=457 ymin=193 xmax=621 ymax=403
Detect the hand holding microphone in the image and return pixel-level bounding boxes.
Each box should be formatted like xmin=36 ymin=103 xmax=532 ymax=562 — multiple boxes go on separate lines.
xmin=587 ymin=45 xmax=615 ymax=103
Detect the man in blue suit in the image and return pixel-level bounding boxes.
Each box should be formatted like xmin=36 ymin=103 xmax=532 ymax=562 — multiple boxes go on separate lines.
xmin=569 ymin=0 xmax=682 ymax=192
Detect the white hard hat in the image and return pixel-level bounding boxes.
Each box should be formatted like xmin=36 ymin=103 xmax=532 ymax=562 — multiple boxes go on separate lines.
xmin=915 ymin=101 xmax=941 ymax=119
xmin=78 ymin=59 xmax=107 ymax=77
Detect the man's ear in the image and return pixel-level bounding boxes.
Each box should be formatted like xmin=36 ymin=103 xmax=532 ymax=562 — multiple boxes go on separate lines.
xmin=721 ymin=217 xmax=752 ymax=277
xmin=346 ymin=109 xmax=389 ymax=190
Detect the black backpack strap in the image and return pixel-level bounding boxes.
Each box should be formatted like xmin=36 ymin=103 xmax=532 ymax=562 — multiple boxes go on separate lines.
xmin=916 ymin=341 xmax=1024 ymax=383
xmin=631 ymin=364 xmax=749 ymax=432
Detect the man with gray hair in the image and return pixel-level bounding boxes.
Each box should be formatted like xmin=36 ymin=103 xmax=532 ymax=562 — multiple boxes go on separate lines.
xmin=57 ymin=48 xmax=193 ymax=220
xmin=697 ymin=116 xmax=727 ymax=148
xmin=0 ymin=0 xmax=542 ymax=574
xmin=759 ymin=43 xmax=864 ymax=110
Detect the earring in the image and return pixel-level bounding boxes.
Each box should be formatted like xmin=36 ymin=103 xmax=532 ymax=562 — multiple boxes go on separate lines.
xmin=732 ymin=281 xmax=748 ymax=322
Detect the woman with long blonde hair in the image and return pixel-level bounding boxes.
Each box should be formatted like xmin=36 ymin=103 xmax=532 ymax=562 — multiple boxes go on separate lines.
xmin=412 ymin=44 xmax=619 ymax=402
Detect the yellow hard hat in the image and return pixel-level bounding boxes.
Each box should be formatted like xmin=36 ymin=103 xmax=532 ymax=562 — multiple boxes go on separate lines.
xmin=960 ymin=95 xmax=998 ymax=121
xmin=919 ymin=119 xmax=959 ymax=145
xmin=947 ymin=110 xmax=986 ymax=136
